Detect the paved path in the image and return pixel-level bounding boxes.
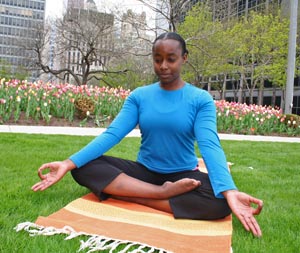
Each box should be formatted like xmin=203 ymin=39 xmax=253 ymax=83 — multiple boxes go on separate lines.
xmin=1 ymin=125 xmax=300 ymax=143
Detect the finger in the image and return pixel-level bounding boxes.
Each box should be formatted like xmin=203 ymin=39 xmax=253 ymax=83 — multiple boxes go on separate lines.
xmin=37 ymin=163 xmax=52 ymax=180
xmin=31 ymin=182 xmax=45 ymax=191
xmin=32 ymin=180 xmax=52 ymax=192
xmin=250 ymin=197 xmax=264 ymax=215
xmin=247 ymin=216 xmax=262 ymax=237
xmin=252 ymin=200 xmax=263 ymax=215
xmin=240 ymin=214 xmax=262 ymax=237
xmin=238 ymin=214 xmax=250 ymax=233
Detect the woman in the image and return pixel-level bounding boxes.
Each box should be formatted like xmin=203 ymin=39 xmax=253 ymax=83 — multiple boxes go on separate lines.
xmin=32 ymin=32 xmax=263 ymax=237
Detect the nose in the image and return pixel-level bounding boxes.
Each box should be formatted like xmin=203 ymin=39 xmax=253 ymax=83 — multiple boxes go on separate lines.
xmin=160 ymin=60 xmax=168 ymax=70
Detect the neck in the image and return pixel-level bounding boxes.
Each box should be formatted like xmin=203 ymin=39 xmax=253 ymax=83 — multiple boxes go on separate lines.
xmin=160 ymin=79 xmax=185 ymax=91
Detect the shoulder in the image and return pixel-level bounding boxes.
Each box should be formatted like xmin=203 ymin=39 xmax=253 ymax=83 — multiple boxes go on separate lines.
xmin=124 ymin=83 xmax=158 ymax=106
xmin=130 ymin=82 xmax=158 ymax=96
xmin=184 ymin=83 xmax=213 ymax=103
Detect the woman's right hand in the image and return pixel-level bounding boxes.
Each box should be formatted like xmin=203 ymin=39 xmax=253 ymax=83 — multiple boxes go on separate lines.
xmin=31 ymin=159 xmax=76 ymax=192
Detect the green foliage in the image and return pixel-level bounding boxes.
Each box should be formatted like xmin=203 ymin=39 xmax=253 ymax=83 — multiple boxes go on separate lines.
xmin=100 ymin=55 xmax=155 ymax=90
xmin=229 ymin=11 xmax=290 ymax=90
xmin=0 ymin=60 xmax=29 ymax=81
xmin=178 ymin=3 xmax=293 ymax=103
xmin=178 ymin=2 xmax=228 ymax=85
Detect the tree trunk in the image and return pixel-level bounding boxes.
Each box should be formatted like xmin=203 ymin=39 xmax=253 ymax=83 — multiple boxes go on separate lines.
xmin=280 ymin=89 xmax=285 ymax=111
xmin=271 ymin=86 xmax=276 ymax=107
xmin=207 ymin=77 xmax=211 ymax=93
xmin=222 ymin=74 xmax=226 ymax=100
xmin=249 ymin=88 xmax=254 ymax=104
xmin=82 ymin=75 xmax=88 ymax=86
xmin=232 ymin=82 xmax=237 ymax=102
xmin=258 ymin=81 xmax=264 ymax=106
xmin=238 ymin=73 xmax=244 ymax=103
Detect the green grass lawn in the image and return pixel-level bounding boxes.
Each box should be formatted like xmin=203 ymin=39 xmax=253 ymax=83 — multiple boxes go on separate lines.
xmin=1 ymin=133 xmax=299 ymax=253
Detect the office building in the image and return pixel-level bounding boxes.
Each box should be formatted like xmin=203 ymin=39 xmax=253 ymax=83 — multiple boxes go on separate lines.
xmin=0 ymin=0 xmax=46 ymax=79
xmin=67 ymin=0 xmax=84 ymax=10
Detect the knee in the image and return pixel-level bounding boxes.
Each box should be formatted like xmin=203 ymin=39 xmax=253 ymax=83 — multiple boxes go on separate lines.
xmin=70 ymin=168 xmax=87 ymax=186
xmin=202 ymin=199 xmax=231 ymax=219
xmin=206 ymin=199 xmax=231 ymax=220
xmin=172 ymin=197 xmax=231 ymax=220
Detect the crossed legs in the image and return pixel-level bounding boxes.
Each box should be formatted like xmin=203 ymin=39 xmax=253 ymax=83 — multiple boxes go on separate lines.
xmin=71 ymin=155 xmax=231 ymax=219
xmin=103 ymin=173 xmax=200 ymax=213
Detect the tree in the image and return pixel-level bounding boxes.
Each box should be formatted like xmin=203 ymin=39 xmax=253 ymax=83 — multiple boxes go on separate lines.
xmin=178 ymin=3 xmax=292 ymax=107
xmin=177 ymin=2 xmax=216 ymax=86
xmin=136 ymin=0 xmax=192 ymax=33
xmin=100 ymin=54 xmax=155 ymax=90
xmin=228 ymin=11 xmax=289 ymax=105
xmin=27 ymin=8 xmax=128 ymax=86
xmin=178 ymin=2 xmax=239 ymax=98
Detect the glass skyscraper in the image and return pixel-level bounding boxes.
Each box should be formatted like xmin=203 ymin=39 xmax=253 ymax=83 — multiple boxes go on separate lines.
xmin=0 ymin=0 xmax=45 ymax=79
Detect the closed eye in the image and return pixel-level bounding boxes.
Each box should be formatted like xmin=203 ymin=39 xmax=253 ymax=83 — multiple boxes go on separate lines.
xmin=168 ymin=58 xmax=176 ymax=63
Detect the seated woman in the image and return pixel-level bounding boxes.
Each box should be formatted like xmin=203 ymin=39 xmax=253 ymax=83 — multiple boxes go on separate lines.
xmin=32 ymin=32 xmax=263 ymax=237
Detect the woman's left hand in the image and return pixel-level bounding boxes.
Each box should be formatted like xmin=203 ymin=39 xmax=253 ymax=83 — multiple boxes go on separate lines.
xmin=223 ymin=190 xmax=263 ymax=237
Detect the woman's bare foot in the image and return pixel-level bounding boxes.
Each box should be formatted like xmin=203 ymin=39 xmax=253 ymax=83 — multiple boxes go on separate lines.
xmin=103 ymin=174 xmax=200 ymax=200
xmin=159 ymin=178 xmax=201 ymax=198
xmin=111 ymin=178 xmax=201 ymax=213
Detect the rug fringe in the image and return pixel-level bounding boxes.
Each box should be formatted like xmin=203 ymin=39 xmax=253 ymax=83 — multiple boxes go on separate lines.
xmin=14 ymin=221 xmax=78 ymax=237
xmin=14 ymin=221 xmax=173 ymax=253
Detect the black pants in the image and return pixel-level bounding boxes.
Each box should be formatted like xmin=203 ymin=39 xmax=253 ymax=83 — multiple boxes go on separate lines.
xmin=71 ymin=155 xmax=231 ymax=220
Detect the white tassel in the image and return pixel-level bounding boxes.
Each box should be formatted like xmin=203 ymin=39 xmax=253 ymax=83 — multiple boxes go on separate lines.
xmin=14 ymin=222 xmax=42 ymax=233
xmin=15 ymin=221 xmax=172 ymax=253
xmin=78 ymin=235 xmax=117 ymax=252
xmin=65 ymin=231 xmax=87 ymax=240
xmin=14 ymin=222 xmax=82 ymax=238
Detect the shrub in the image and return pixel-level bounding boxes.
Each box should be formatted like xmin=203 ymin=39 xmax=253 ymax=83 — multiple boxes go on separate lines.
xmin=283 ymin=114 xmax=300 ymax=129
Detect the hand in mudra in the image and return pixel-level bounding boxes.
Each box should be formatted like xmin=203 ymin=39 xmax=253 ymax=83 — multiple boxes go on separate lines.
xmin=31 ymin=160 xmax=74 ymax=192
xmin=224 ymin=190 xmax=263 ymax=237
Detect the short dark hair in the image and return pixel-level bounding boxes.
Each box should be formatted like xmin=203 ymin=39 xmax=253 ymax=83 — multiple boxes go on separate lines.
xmin=153 ymin=32 xmax=189 ymax=56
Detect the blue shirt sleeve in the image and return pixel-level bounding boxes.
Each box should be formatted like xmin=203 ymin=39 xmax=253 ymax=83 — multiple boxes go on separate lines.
xmin=69 ymin=93 xmax=139 ymax=168
xmin=194 ymin=92 xmax=237 ymax=198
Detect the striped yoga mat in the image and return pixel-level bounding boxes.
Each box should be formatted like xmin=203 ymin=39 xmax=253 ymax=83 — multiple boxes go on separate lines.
xmin=15 ymin=160 xmax=232 ymax=253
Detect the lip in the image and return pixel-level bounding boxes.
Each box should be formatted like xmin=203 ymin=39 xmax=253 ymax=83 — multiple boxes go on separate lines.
xmin=159 ymin=73 xmax=171 ymax=78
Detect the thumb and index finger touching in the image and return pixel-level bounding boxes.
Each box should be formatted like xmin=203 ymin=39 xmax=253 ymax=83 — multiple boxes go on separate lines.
xmin=249 ymin=195 xmax=264 ymax=215
xmin=31 ymin=162 xmax=58 ymax=191
xmin=37 ymin=163 xmax=54 ymax=180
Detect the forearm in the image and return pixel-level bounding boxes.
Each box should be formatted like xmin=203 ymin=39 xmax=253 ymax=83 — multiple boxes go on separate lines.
xmin=62 ymin=159 xmax=77 ymax=171
xmin=69 ymin=131 xmax=120 ymax=168
xmin=222 ymin=189 xmax=239 ymax=199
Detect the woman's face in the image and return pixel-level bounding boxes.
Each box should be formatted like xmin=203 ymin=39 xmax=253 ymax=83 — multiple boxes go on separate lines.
xmin=152 ymin=39 xmax=187 ymax=88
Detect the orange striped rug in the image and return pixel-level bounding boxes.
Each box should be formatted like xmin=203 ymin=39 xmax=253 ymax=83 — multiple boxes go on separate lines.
xmin=15 ymin=160 xmax=232 ymax=253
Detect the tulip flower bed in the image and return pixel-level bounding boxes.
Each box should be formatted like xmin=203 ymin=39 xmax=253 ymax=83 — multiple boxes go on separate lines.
xmin=0 ymin=78 xmax=299 ymax=136
xmin=215 ymin=100 xmax=300 ymax=136
xmin=0 ymin=78 xmax=130 ymax=127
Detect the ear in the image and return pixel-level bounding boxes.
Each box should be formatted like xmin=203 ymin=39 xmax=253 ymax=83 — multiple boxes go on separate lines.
xmin=182 ymin=53 xmax=188 ymax=64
